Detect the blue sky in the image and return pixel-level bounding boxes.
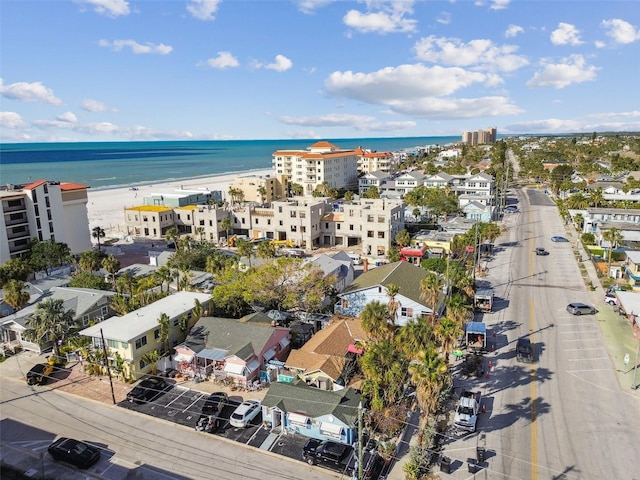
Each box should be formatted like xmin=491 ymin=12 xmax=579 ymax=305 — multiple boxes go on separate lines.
xmin=1 ymin=0 xmax=639 ymax=143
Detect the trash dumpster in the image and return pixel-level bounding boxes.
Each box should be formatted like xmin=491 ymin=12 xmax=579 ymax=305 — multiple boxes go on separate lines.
xmin=440 ymin=456 xmax=452 ymax=474
xmin=476 ymin=446 xmax=486 ymax=462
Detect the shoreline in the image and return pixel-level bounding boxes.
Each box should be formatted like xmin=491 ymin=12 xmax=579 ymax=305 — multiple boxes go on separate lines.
xmin=87 ymin=168 xmax=273 ymax=239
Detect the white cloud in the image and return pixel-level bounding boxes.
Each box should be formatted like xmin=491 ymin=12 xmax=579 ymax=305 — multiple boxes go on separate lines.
xmin=98 ymin=39 xmax=173 ymax=55
xmin=505 ymin=24 xmax=523 ymax=38
xmin=0 ymin=79 xmax=62 ymax=105
xmin=343 ymin=1 xmax=417 ymax=34
xmin=295 ymin=0 xmax=335 ymax=15
xmin=278 ymin=113 xmax=376 ymax=127
xmin=489 ymin=0 xmax=510 ymax=10
xmin=550 ymin=23 xmax=583 ymax=46
xmin=504 ymin=117 xmax=640 ymax=134
xmin=74 ymin=0 xmax=130 ymax=17
xmin=436 ymin=12 xmax=451 ymax=25
xmin=0 ymin=111 xmax=26 ymax=129
xmin=414 ymin=36 xmax=528 ymax=72
xmin=527 ymin=54 xmax=598 ymax=89
xmin=186 ymin=0 xmax=221 ymax=21
xmin=81 ymin=98 xmax=116 ymax=112
xmin=594 ymin=40 xmax=606 ymax=49
xmin=324 ymin=64 xmax=522 ymax=119
xmin=602 ymin=19 xmax=640 ymax=44
xmin=206 ymin=51 xmax=240 ymax=69
xmin=57 ymin=112 xmax=78 ymax=123
xmin=253 ymin=55 xmax=293 ymax=72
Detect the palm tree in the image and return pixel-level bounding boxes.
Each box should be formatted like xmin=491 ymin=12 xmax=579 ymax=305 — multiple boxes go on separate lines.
xmin=408 ymin=347 xmax=449 ymax=419
xmin=195 ymin=226 xmax=205 ymax=242
xmin=256 ymin=241 xmax=276 ymax=259
xmin=420 ymin=272 xmax=443 ymax=322
xmin=602 ymin=228 xmax=624 ymax=272
xmin=116 ymin=271 xmax=137 ymax=297
xmin=192 ymin=298 xmax=204 ymax=323
xmin=386 ymin=284 xmax=401 ymax=330
xmin=396 ymin=316 xmax=434 ymax=360
xmin=154 ymin=266 xmax=173 ymax=293
xmin=79 ymin=250 xmax=102 ymax=272
xmin=566 ymin=193 xmax=589 ymax=210
xmin=3 ymin=279 xmax=30 ymax=311
xmin=434 ymin=317 xmax=462 ymax=361
xmin=257 ymin=185 xmax=267 ymax=204
xmin=360 ymin=301 xmax=393 ymax=341
xmin=291 ymin=183 xmax=304 ymax=196
xmin=344 ymin=190 xmax=354 ymax=202
xmin=178 ymin=265 xmax=193 ymax=291
xmin=157 ymin=313 xmax=170 ymax=354
xmin=164 ymin=227 xmax=180 ymax=249
xmin=359 ymin=338 xmax=408 ymax=409
xmin=141 ymin=349 xmax=160 ymax=375
xmin=220 ymin=216 xmax=232 ymax=242
xmin=25 ymin=298 xmax=76 ymax=357
xmin=102 ymin=254 xmax=121 ymax=288
xmin=446 ymin=293 xmax=472 ymax=328
xmin=236 ymin=238 xmax=253 ymax=268
xmin=92 ymin=226 xmax=106 ymax=251
xmin=589 ymin=188 xmax=606 ymax=208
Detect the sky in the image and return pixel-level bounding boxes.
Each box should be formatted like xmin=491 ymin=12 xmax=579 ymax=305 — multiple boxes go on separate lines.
xmin=0 ymin=0 xmax=639 ymax=143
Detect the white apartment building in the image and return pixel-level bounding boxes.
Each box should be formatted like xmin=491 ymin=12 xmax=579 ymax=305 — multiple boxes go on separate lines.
xmin=272 ymin=141 xmax=359 ymax=195
xmin=0 ymin=180 xmax=91 ymax=263
xmin=359 ymin=171 xmax=392 ymax=196
xmin=356 ymin=148 xmax=396 ymax=174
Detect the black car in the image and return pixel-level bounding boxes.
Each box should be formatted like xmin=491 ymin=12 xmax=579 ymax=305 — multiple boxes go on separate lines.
xmin=516 ymin=338 xmax=534 ymax=362
xmin=202 ymin=392 xmax=228 ymax=415
xmin=302 ymin=439 xmax=355 ymax=475
xmin=126 ymin=377 xmax=170 ymax=403
xmin=535 ymin=247 xmax=549 ymax=256
xmin=26 ymin=362 xmax=55 ymax=386
xmin=48 ymin=437 xmax=101 ymax=469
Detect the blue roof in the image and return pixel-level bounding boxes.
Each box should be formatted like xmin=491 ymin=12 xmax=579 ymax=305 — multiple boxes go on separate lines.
xmin=466 ymin=322 xmax=486 ymax=334
xmin=197 ymin=348 xmax=228 ymax=361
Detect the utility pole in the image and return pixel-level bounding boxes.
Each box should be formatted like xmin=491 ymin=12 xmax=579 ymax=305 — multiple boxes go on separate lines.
xmin=633 ymin=335 xmax=639 ymax=390
xmin=358 ymin=401 xmax=363 ymax=480
xmin=100 ymin=328 xmax=117 ymax=405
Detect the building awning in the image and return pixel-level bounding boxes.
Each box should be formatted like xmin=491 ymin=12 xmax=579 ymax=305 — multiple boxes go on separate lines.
xmin=197 ymin=348 xmax=227 ymax=361
xmin=224 ymin=363 xmax=245 ymax=375
xmin=246 ymin=359 xmax=261 ymax=373
xmin=348 ymin=344 xmax=363 ymax=354
xmin=279 ymin=337 xmax=290 ymax=349
xmin=287 ymin=412 xmax=310 ymax=426
xmin=173 ymin=353 xmax=194 ymax=363
xmin=320 ymin=422 xmax=344 ymax=436
xmin=263 ymin=348 xmax=276 ymax=362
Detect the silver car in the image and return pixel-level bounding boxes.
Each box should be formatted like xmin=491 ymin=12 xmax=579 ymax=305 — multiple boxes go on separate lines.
xmin=566 ymin=302 xmax=596 ymax=315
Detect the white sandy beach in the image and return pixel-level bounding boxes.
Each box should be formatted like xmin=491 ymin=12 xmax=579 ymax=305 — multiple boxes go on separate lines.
xmin=87 ymin=169 xmax=273 ymax=240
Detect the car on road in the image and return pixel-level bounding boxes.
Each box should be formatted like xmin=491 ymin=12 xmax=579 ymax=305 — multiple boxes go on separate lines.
xmin=229 ymin=399 xmax=262 ymax=428
xmin=453 ymin=390 xmax=482 ymax=432
xmin=26 ymin=361 xmax=55 ymax=386
xmin=516 ymin=337 xmax=534 ymax=362
xmin=551 ymin=236 xmax=569 ymax=242
xmin=535 ymin=247 xmax=549 ymax=256
xmin=302 ymin=439 xmax=355 ymax=475
xmin=126 ymin=377 xmax=170 ymax=403
xmin=48 ymin=437 xmax=101 ymax=469
xmin=504 ymin=205 xmax=519 ymax=213
xmin=604 ymin=292 xmax=618 ymax=306
xmin=202 ymin=392 xmax=228 ymax=415
xmin=566 ymin=302 xmax=596 ymax=315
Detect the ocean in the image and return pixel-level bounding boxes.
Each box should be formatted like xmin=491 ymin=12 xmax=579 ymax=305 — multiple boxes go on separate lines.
xmin=0 ymin=136 xmax=460 ymax=191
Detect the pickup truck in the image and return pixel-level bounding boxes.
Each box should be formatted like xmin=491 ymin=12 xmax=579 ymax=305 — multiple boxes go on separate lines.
xmin=302 ymin=439 xmax=354 ymax=475
xmin=454 ymin=391 xmax=482 ymax=432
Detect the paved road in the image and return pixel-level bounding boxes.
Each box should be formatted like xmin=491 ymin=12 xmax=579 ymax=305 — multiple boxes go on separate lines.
xmin=439 ymin=185 xmax=640 ymax=480
xmin=0 ymin=376 xmax=340 ymax=480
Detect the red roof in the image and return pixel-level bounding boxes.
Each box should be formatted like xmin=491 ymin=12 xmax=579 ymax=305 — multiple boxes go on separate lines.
xmin=22 ymin=180 xmax=47 ymax=190
xmin=60 ymin=182 xmax=89 ymax=191
xmin=400 ymin=245 xmax=428 ymax=256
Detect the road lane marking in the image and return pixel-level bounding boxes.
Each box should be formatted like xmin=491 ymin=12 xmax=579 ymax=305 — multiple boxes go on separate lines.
xmin=529 ymin=296 xmax=538 ymax=480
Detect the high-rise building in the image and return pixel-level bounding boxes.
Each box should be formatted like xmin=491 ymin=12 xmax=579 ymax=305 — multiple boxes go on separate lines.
xmin=0 ymin=180 xmax=91 ymax=263
xmin=462 ymin=127 xmax=497 ymax=145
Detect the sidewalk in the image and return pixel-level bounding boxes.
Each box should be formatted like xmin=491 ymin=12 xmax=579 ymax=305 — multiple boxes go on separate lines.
xmin=565 ymin=226 xmax=640 ymax=396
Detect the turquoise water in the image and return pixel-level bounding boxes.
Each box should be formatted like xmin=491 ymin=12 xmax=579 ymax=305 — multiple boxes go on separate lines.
xmin=0 ymin=137 xmax=460 ymax=190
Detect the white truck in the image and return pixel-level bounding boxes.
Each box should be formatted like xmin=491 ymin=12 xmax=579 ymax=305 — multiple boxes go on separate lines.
xmin=453 ymin=390 xmax=482 ymax=432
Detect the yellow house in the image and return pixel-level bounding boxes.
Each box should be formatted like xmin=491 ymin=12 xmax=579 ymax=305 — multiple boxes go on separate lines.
xmin=79 ymin=292 xmax=211 ymax=379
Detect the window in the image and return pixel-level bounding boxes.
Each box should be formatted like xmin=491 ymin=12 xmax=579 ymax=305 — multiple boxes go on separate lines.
xmin=81 ymin=315 xmax=89 ymax=326
xmin=173 ymin=318 xmax=179 ymax=327
xmin=107 ymin=339 xmax=119 ymax=349
xmin=143 ymin=216 xmax=148 ymax=222
xmin=101 ymin=306 xmax=108 ymax=316
xmin=135 ymin=336 xmax=148 ymax=349
xmin=154 ymin=328 xmax=160 ymax=339
xmin=378 ymin=231 xmax=385 ymax=239
xmin=139 ymin=359 xmax=147 ymax=369
xmin=121 ymin=342 xmax=129 ymax=349
xmin=342 ymin=299 xmax=349 ymax=308
xmin=367 ymin=230 xmax=374 ymax=238
xmin=350 ymin=224 xmax=354 ymax=231
xmin=401 ymin=307 xmax=414 ymax=317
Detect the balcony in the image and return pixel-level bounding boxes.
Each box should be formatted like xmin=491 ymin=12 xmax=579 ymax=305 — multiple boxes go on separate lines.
xmin=4 ymin=214 xmax=29 ymax=227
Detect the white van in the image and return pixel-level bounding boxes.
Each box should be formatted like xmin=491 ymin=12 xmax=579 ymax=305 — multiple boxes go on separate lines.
xmin=347 ymin=252 xmax=362 ymax=265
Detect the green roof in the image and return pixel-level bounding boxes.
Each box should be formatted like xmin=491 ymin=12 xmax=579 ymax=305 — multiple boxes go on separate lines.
xmin=344 ymin=261 xmax=428 ymax=305
xmin=262 ymin=380 xmax=361 ymax=425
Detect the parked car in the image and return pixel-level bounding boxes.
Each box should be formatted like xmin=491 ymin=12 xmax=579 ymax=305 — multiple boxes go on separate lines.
xmin=202 ymin=392 xmax=228 ymax=415
xmin=302 ymin=439 xmax=355 ymax=475
xmin=48 ymin=437 xmax=101 ymax=469
xmin=566 ymin=302 xmax=596 ymax=315
xmin=604 ymin=292 xmax=618 ymax=305
xmin=453 ymin=391 xmax=482 ymax=432
xmin=353 ymin=439 xmax=385 ymax=479
xmin=26 ymin=361 xmax=55 ymax=386
xmin=551 ymin=236 xmax=569 ymax=242
xmin=229 ymin=399 xmax=262 ymax=428
xmin=126 ymin=377 xmax=170 ymax=403
xmin=504 ymin=205 xmax=519 ymax=213
xmin=516 ymin=337 xmax=534 ymax=362
xmin=535 ymin=247 xmax=549 ymax=256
